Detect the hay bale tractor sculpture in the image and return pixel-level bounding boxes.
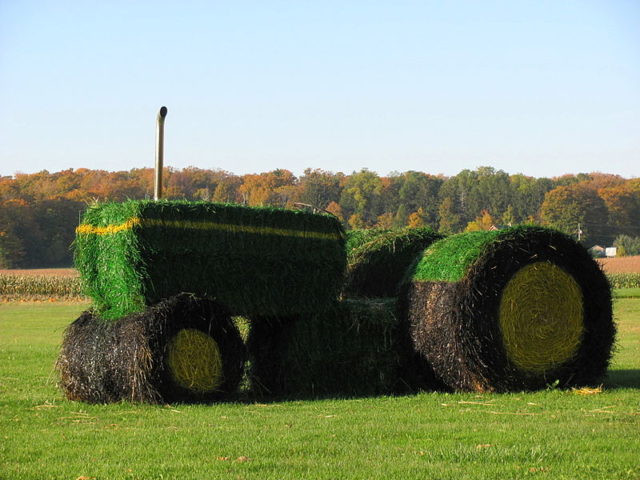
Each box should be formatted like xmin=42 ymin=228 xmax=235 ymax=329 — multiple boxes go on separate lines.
xmin=56 ymin=109 xmax=615 ymax=403
xmin=57 ymin=201 xmax=616 ymax=403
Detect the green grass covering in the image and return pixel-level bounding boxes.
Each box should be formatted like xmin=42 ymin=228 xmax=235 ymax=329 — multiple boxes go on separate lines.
xmin=344 ymin=227 xmax=444 ymax=297
xmin=344 ymin=228 xmax=391 ymax=257
xmin=411 ymin=226 xmax=567 ymax=283
xmin=75 ymin=200 xmax=346 ymax=320
xmin=411 ymin=230 xmax=501 ymax=282
xmin=0 ymin=300 xmax=638 ymax=479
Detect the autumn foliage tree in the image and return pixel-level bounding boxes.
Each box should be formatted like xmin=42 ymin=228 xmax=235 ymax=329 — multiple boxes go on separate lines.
xmin=540 ymin=184 xmax=610 ymax=245
xmin=599 ymin=181 xmax=640 ymax=238
xmin=0 ymin=166 xmax=637 ymax=268
xmin=465 ymin=210 xmax=497 ymax=232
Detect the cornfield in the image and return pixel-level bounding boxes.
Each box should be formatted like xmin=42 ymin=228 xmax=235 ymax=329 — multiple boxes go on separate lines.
xmin=596 ymin=256 xmax=640 ymax=289
xmin=0 ymin=268 xmax=637 ymax=302
xmin=607 ymin=273 xmax=640 ymax=289
xmin=0 ymin=270 xmax=84 ymax=301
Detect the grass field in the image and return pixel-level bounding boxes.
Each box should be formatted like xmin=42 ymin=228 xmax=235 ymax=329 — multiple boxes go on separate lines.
xmin=0 ymin=300 xmax=639 ymax=480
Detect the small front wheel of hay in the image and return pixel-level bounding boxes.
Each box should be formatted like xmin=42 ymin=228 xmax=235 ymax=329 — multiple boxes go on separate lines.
xmin=156 ymin=294 xmax=246 ymax=403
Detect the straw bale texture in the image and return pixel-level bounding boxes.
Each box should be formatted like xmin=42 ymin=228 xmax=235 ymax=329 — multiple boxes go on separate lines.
xmin=57 ymin=294 xmax=245 ymax=403
xmin=400 ymin=226 xmax=615 ymax=392
xmin=167 ymin=329 xmax=224 ymax=392
xmin=498 ymin=262 xmax=584 ymax=373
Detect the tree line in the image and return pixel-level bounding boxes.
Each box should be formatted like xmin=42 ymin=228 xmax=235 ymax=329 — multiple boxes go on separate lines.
xmin=1 ymin=166 xmax=639 ymax=268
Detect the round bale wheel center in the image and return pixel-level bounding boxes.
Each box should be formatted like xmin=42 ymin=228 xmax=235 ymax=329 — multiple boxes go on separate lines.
xmin=498 ymin=262 xmax=584 ymax=374
xmin=167 ymin=328 xmax=223 ymax=393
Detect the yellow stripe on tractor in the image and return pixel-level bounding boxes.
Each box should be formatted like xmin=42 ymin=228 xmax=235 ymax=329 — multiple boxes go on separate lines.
xmin=76 ymin=217 xmax=341 ymax=241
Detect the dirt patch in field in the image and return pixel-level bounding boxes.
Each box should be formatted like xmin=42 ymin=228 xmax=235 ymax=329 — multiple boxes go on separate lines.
xmin=0 ymin=268 xmax=78 ymax=277
xmin=597 ymin=256 xmax=640 ymax=274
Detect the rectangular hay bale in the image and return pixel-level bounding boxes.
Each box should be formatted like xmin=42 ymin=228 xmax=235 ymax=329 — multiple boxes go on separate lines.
xmin=75 ymin=200 xmax=346 ymax=320
xmin=248 ymin=298 xmax=406 ymax=397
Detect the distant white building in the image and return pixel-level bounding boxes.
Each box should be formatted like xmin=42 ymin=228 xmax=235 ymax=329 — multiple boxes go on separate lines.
xmin=605 ymin=247 xmax=617 ymax=258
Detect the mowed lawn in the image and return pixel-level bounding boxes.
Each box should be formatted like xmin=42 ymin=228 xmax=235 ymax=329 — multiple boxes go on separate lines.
xmin=0 ymin=300 xmax=638 ymax=480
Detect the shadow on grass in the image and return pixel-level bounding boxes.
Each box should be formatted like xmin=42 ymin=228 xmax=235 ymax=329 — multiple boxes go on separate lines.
xmin=605 ymin=369 xmax=640 ymax=389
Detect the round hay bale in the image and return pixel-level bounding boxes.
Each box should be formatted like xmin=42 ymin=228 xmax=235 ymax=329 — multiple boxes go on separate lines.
xmin=57 ymin=294 xmax=246 ymax=403
xmin=344 ymin=227 xmax=443 ymax=298
xmin=399 ymin=226 xmax=615 ymax=392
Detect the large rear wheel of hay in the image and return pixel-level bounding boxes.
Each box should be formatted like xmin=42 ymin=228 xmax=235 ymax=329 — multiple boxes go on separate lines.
xmin=156 ymin=294 xmax=246 ymax=403
xmin=401 ymin=227 xmax=615 ymax=392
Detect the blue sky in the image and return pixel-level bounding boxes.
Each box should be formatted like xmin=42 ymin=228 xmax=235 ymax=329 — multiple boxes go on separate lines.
xmin=1 ymin=1 xmax=638 ymax=178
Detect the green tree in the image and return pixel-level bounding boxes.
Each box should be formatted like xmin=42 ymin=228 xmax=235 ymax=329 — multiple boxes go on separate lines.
xmin=501 ymin=205 xmax=516 ymax=226
xmin=298 ymin=169 xmax=343 ymax=209
xmin=509 ymin=174 xmax=554 ymax=222
xmin=339 ymin=169 xmax=383 ymax=226
xmin=392 ymin=204 xmax=408 ymax=228
xmin=438 ymin=167 xmax=512 ymax=225
xmin=437 ymin=197 xmax=463 ymax=234
xmin=0 ymin=228 xmax=24 ymax=268
xmin=613 ymin=235 xmax=640 ymax=256
xmin=397 ymin=171 xmax=443 ymax=228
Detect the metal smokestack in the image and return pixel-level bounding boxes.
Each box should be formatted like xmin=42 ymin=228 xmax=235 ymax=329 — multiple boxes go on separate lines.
xmin=154 ymin=106 xmax=168 ymax=200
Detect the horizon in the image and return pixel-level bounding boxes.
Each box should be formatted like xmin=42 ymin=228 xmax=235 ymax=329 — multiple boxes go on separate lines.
xmin=2 ymin=164 xmax=638 ymax=182
xmin=1 ymin=1 xmax=639 ymax=179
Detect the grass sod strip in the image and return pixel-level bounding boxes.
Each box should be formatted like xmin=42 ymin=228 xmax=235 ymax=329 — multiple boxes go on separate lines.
xmin=56 ymin=293 xmax=246 ymax=403
xmin=399 ymin=226 xmax=615 ymax=392
xmin=247 ymin=299 xmax=418 ymax=398
xmin=344 ymin=228 xmax=392 ymax=256
xmin=74 ymin=200 xmax=346 ymax=320
xmin=343 ymin=227 xmax=444 ymax=298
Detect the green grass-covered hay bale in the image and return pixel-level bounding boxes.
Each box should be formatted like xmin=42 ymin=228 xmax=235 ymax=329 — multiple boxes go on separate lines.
xmin=399 ymin=226 xmax=615 ymax=392
xmin=344 ymin=227 xmax=444 ymax=298
xmin=57 ymin=294 xmax=246 ymax=403
xmin=247 ymin=299 xmax=417 ymax=398
xmin=75 ymin=200 xmax=345 ymax=320
xmin=344 ymin=228 xmax=391 ymax=256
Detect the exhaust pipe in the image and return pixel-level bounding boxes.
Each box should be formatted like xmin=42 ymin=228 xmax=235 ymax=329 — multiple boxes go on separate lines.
xmin=154 ymin=106 xmax=168 ymax=200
